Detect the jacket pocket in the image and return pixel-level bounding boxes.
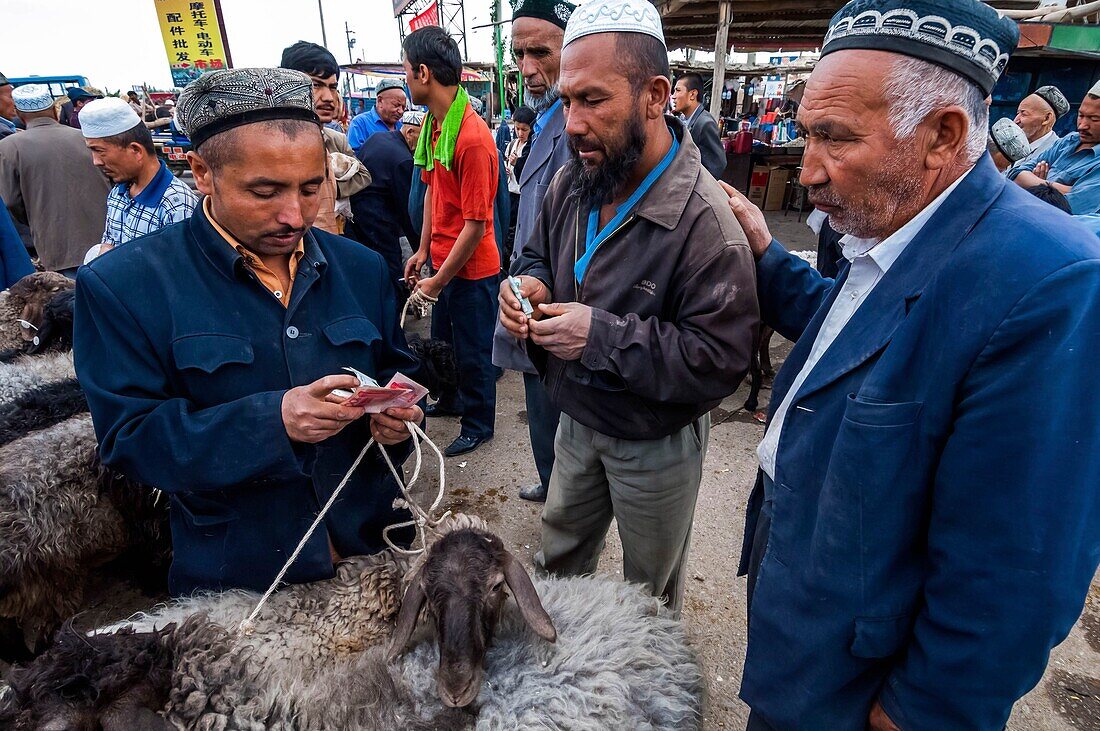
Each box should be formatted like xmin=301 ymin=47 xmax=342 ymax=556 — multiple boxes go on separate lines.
xmin=850 ymin=613 xmax=913 ymax=659
xmin=322 ymin=316 xmax=382 ymax=348
xmin=171 ymin=333 xmax=255 ymax=374
xmin=842 ymin=393 xmax=922 ymax=427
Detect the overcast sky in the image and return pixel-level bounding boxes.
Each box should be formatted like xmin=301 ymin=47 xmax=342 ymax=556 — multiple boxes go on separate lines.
xmin=0 ymin=0 xmax=513 ymax=92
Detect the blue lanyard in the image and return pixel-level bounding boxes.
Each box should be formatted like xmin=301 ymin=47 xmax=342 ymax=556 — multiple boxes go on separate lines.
xmin=533 ymin=99 xmax=562 ymax=137
xmin=574 ymin=133 xmax=679 ymax=284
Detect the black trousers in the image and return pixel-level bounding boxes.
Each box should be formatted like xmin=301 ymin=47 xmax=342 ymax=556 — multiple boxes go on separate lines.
xmin=430 ymin=275 xmax=497 ymax=440
xmin=523 ymin=371 xmax=561 ymax=490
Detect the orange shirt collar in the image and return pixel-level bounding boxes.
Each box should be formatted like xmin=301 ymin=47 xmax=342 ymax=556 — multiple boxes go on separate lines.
xmin=203 ymin=197 xmax=304 ymax=307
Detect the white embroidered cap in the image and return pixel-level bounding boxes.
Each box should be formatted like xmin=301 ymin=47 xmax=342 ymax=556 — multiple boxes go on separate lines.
xmin=11 ymin=84 xmax=54 ymax=113
xmin=563 ymin=0 xmax=665 ymax=49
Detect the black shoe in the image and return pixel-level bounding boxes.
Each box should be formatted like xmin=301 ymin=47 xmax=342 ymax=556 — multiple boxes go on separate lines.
xmin=444 ymin=434 xmax=491 ymax=457
xmin=518 ymin=483 xmax=548 ymax=502
xmin=425 ymin=403 xmax=462 ymax=418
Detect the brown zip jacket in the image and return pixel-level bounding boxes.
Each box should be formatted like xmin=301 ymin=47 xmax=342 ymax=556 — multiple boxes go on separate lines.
xmin=511 ymin=117 xmax=759 ymax=440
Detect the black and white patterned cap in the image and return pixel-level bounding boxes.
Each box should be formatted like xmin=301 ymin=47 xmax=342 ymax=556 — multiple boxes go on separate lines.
xmin=989 ymin=117 xmax=1030 ymax=163
xmin=1033 ymin=85 xmax=1070 ymax=120
xmin=176 ymin=67 xmax=320 ymax=148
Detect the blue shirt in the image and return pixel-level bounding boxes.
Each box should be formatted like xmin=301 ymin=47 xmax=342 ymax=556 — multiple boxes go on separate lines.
xmin=347 ymin=108 xmax=401 ymax=152
xmin=101 ymin=160 xmax=198 ymax=246
xmin=0 ymin=115 xmax=17 ymax=140
xmin=1015 ymin=133 xmax=1100 ymax=214
xmin=533 ymin=99 xmax=562 ymax=137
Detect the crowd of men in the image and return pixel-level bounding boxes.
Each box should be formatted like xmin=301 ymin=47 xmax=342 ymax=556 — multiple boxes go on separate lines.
xmin=1 ymin=0 xmax=1099 ymax=727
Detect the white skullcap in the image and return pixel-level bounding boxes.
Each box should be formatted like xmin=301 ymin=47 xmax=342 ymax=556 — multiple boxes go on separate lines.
xmin=79 ymin=97 xmax=141 ymax=139
xmin=12 ymin=84 xmax=54 ymax=113
xmin=1091 ymin=79 xmax=1100 ymax=98
xmin=401 ymin=110 xmax=425 ymax=126
xmin=989 ymin=117 xmax=1030 ymax=163
xmin=564 ymin=0 xmax=665 ymax=49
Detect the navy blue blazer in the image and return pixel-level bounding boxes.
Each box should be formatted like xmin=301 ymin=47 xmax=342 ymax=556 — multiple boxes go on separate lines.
xmin=739 ymin=156 xmax=1100 ymax=729
xmin=74 ymin=205 xmax=419 ymax=597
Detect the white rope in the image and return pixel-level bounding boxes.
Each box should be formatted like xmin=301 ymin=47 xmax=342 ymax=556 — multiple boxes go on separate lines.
xmin=400 ymin=288 xmax=437 ymax=329
xmin=239 ymin=419 xmax=446 ymax=635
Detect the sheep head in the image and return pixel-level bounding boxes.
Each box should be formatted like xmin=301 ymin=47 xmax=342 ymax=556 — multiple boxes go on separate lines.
xmin=5 ymin=273 xmax=75 ymax=352
xmin=388 ymin=524 xmax=556 ymax=708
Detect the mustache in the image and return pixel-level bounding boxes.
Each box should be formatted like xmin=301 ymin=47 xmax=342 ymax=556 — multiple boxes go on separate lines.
xmin=262 ymin=227 xmax=305 ymax=239
xmin=568 ymin=135 xmax=602 ymax=154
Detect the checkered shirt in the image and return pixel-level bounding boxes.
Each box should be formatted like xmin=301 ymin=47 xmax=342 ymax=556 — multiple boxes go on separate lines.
xmin=102 ymin=165 xmax=198 ymax=245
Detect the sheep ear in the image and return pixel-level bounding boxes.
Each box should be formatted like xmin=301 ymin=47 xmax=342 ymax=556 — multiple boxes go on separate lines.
xmin=503 ymin=552 xmax=556 ymax=643
xmin=388 ymin=572 xmax=426 ymax=662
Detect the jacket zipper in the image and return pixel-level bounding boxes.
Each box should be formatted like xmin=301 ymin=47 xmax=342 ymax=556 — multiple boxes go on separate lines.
xmin=575 ymin=211 xmax=637 ymax=303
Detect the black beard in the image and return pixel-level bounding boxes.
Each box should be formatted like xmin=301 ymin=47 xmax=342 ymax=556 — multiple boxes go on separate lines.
xmin=567 ymin=116 xmax=647 ymax=208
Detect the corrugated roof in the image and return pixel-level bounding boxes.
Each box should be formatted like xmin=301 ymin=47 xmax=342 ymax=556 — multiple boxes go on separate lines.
xmin=654 ymin=1 xmax=1090 ymax=52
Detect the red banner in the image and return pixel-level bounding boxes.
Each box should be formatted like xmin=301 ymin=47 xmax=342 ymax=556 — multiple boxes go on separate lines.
xmin=410 ymin=1 xmax=438 ymax=31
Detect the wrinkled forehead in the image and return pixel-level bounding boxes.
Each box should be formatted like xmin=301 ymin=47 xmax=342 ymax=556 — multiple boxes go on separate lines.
xmin=799 ymin=50 xmax=892 ymax=127
xmin=560 ymin=34 xmax=626 ymax=91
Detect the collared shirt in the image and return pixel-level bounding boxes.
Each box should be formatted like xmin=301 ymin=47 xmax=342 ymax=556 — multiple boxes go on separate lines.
xmin=683 ymin=104 xmax=703 ymax=127
xmin=203 ymin=198 xmax=305 ymax=307
xmin=100 ymin=160 xmax=197 ymax=246
xmin=533 ymin=99 xmax=562 ymax=137
xmin=0 ymin=115 xmax=17 ymax=140
xmin=1014 ymin=132 xmax=1100 ymax=214
xmin=347 ymin=107 xmax=401 ymax=152
xmin=1006 ymin=129 xmax=1060 ymax=180
xmin=757 ymin=166 xmax=975 ymax=480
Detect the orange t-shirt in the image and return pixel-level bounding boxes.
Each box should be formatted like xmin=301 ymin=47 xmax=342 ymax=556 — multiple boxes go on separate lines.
xmin=422 ymin=104 xmax=500 ymax=280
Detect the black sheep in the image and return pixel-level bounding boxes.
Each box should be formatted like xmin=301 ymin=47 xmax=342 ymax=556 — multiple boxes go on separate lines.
xmin=0 ymin=378 xmax=88 ymax=447
xmin=407 ymin=333 xmax=459 ymax=400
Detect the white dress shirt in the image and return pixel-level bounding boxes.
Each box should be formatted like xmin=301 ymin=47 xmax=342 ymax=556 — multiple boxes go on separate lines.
xmin=757 ymin=167 xmax=975 ymax=480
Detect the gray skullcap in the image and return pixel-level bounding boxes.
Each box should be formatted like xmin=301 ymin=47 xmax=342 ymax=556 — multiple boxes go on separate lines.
xmin=401 ymin=110 xmax=425 ymax=126
xmin=375 ymin=79 xmax=406 ymax=97
xmin=990 ymin=117 xmax=1030 ymax=163
xmin=176 ymin=67 xmax=320 ymax=149
xmin=1033 ymin=86 xmax=1070 ymax=120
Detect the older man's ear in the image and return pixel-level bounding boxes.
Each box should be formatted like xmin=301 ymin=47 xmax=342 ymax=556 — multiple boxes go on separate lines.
xmin=921 ymin=106 xmax=971 ymax=172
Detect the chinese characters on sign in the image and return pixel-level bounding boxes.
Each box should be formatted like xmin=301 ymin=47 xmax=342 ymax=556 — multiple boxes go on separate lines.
xmin=409 ymin=2 xmax=439 ymax=31
xmin=154 ymin=0 xmax=232 ymax=87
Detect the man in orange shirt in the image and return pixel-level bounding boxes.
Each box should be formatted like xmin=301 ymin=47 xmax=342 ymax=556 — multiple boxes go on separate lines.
xmin=403 ymin=26 xmax=500 ymax=457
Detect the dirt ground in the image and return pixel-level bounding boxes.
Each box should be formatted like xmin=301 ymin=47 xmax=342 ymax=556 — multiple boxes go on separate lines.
xmin=5 ymin=212 xmax=1096 ymax=730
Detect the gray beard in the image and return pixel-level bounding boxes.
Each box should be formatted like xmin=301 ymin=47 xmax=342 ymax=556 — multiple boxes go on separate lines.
xmin=526 ymin=85 xmax=560 ymax=114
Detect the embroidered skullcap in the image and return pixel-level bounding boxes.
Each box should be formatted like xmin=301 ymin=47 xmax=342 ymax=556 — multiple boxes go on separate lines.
xmin=822 ymin=0 xmax=1019 ymax=96
xmin=175 ymin=67 xmax=319 ymax=149
xmin=989 ymin=117 xmax=1030 ymax=163
xmin=79 ymin=97 xmax=141 ymax=139
xmin=563 ymin=0 xmax=665 ymax=49
xmin=512 ymin=0 xmax=576 ymax=31
xmin=12 ymin=85 xmax=54 ymax=113
xmin=1033 ymin=85 xmax=1069 ymax=120
xmin=401 ymin=110 xmax=425 ymax=126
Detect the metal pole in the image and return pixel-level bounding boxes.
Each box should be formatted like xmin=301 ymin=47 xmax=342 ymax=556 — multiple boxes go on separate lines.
xmin=710 ymin=0 xmax=731 ymax=120
xmin=345 ymin=22 xmax=356 ymax=94
xmin=493 ymin=0 xmax=505 ymax=117
xmin=318 ymin=0 xmax=329 ymax=48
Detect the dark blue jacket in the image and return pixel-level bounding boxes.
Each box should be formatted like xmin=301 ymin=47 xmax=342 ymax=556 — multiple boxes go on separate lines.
xmin=738 ymin=156 xmax=1100 ymax=729
xmin=0 ymin=197 xmax=33 ymax=289
xmin=74 ymin=205 xmax=418 ymax=597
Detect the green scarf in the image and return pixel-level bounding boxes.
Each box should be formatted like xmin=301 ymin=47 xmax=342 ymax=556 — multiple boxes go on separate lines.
xmin=413 ymin=86 xmax=469 ymax=173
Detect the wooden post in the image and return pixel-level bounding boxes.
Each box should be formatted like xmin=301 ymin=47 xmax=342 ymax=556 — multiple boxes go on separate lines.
xmin=710 ymin=0 xmax=732 ymax=120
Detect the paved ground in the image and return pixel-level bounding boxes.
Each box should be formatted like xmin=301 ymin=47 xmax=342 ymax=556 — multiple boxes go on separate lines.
xmin=5 ymin=212 xmax=1096 ymax=730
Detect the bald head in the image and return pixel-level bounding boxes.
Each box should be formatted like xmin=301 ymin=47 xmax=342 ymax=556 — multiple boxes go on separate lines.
xmin=1014 ymin=94 xmax=1056 ymax=143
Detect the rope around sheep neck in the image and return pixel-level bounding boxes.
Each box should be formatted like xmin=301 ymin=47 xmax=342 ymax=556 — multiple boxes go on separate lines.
xmin=400 ymin=288 xmax=437 ymax=328
xmin=239 ymin=419 xmax=448 ymax=635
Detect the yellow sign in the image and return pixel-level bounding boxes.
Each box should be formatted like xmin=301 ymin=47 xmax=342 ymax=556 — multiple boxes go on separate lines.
xmin=154 ymin=0 xmax=232 ymax=87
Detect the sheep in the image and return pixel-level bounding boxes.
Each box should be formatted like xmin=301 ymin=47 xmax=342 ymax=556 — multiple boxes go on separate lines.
xmin=0 ymin=272 xmax=75 ymax=357
xmin=2 ymin=515 xmax=702 ymax=730
xmin=0 ymin=413 xmax=169 ymax=658
xmin=0 ymin=352 xmax=76 ymax=406
xmin=407 ymin=333 xmax=459 ymax=401
xmin=0 ymin=378 xmax=88 ymax=447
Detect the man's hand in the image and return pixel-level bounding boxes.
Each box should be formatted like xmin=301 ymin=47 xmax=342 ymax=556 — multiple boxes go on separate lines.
xmin=413 ymin=273 xmax=445 ymax=300
xmin=370 ymin=405 xmax=423 ymax=446
xmin=527 ymin=302 xmax=591 ymax=360
xmin=499 ymin=275 xmax=551 ymax=338
xmin=1033 ymin=161 xmax=1050 ymax=180
xmin=404 ymin=250 xmax=428 ymax=288
xmin=719 ymin=180 xmax=773 ymax=260
xmin=282 ymin=375 xmax=367 ymax=444
xmin=868 ymin=700 xmax=902 ymax=731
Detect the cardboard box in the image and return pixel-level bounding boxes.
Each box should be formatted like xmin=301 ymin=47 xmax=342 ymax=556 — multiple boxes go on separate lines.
xmin=748 ymin=164 xmax=769 ymax=207
xmin=764 ymin=166 xmax=792 ymax=211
